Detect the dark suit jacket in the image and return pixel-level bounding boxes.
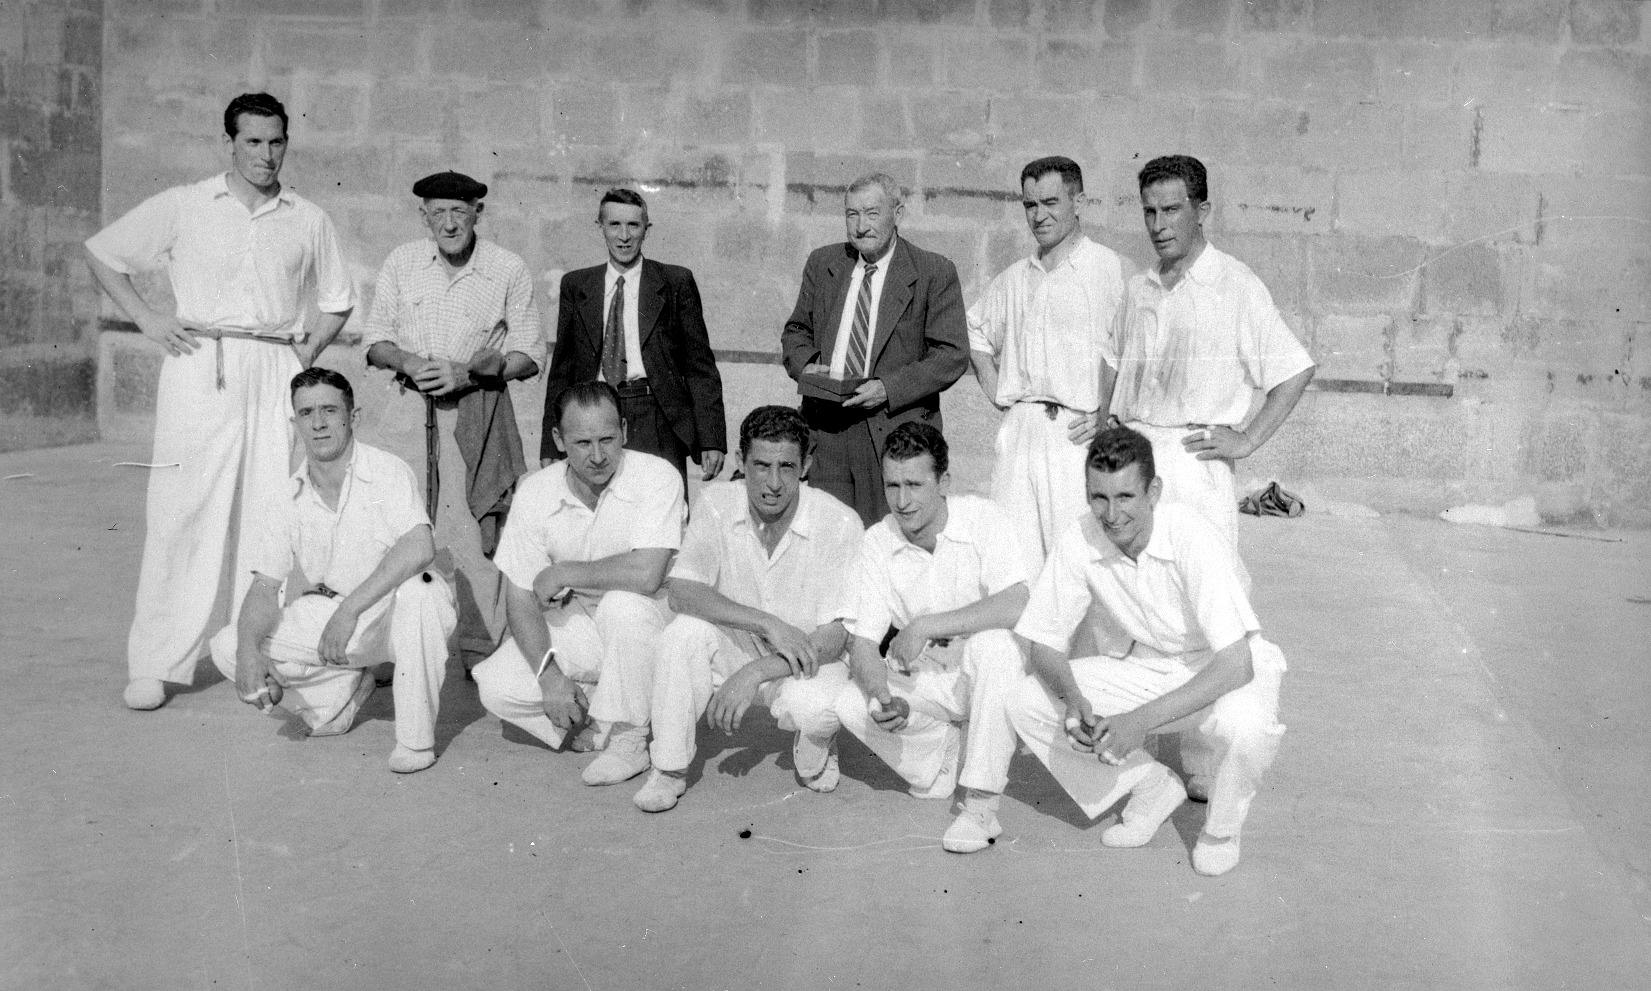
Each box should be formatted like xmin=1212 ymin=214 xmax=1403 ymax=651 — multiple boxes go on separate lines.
xmin=780 ymin=236 xmax=968 ymax=448
xmin=540 ymin=258 xmax=726 ymax=463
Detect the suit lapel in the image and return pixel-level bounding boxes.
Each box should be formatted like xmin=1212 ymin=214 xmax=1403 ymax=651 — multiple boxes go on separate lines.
xmin=817 ymin=244 xmax=857 ymax=362
xmin=576 ymin=266 xmax=605 ymax=356
xmin=637 ymin=259 xmax=665 ymax=352
xmin=868 ymin=238 xmax=916 ymax=373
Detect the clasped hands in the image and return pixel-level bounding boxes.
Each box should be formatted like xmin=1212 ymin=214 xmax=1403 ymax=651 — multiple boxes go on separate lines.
xmin=1063 ymin=699 xmax=1150 ymax=767
xmin=404 ymin=348 xmax=507 ymax=396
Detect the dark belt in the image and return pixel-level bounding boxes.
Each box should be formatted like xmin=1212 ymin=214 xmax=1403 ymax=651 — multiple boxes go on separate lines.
xmin=614 ymin=377 xmax=652 ymax=399
xmin=1018 ymin=399 xmax=1072 ymax=421
xmin=302 ymin=583 xmax=342 ymax=599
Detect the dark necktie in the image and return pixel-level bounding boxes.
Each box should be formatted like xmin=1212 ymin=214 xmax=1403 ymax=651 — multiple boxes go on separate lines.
xmin=602 ymin=274 xmax=626 ymax=384
xmin=845 ymin=262 xmax=876 ymax=378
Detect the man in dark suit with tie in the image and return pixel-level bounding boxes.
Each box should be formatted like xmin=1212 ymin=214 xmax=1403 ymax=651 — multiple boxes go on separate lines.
xmin=780 ymin=173 xmax=969 ymax=526
xmin=541 ymin=188 xmax=726 ymax=490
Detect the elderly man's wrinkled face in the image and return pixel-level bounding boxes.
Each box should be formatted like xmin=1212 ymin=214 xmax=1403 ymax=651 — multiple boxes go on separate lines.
xmin=421 ymin=197 xmax=481 ymax=259
xmin=844 ymin=185 xmax=902 ymax=262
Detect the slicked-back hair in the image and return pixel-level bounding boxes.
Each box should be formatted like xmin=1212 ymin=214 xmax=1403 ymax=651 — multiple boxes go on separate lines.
xmin=597 ymin=187 xmax=649 ymax=225
xmin=224 ymin=92 xmax=289 ymax=138
xmin=290 ymin=366 xmax=354 ymax=411
xmin=846 ymin=172 xmax=904 ymax=208
xmin=1021 ymin=155 xmax=1084 ymax=195
xmin=882 ymin=420 xmax=948 ymax=479
xmin=739 ymin=405 xmax=811 ymax=460
xmin=553 ymin=380 xmax=622 ymax=429
xmin=1086 ymin=425 xmax=1156 ymax=484
xmin=1137 ymin=155 xmax=1208 ymax=204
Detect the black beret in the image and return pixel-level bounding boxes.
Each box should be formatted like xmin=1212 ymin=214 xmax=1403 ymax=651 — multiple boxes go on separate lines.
xmin=412 ymin=171 xmax=487 ymax=201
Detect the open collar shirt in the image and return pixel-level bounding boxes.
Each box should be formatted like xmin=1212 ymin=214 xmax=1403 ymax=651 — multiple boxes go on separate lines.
xmin=492 ymin=450 xmax=685 ymax=592
xmin=361 ymin=237 xmax=544 ymax=366
xmin=967 ymin=234 xmax=1132 ymax=412
xmin=670 ymin=482 xmax=865 ymax=632
xmin=85 ymin=173 xmax=355 ymax=339
xmin=826 ymin=236 xmax=898 ymax=378
xmin=845 ymin=494 xmax=1028 ymax=644
xmin=1103 ymin=243 xmax=1314 ymax=428
xmin=1015 ymin=503 xmax=1260 ymax=665
xmin=245 ymin=442 xmax=429 ymax=596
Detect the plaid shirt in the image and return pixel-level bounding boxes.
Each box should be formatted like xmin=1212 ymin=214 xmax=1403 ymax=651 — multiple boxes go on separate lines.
xmin=362 ymin=237 xmax=545 ymax=367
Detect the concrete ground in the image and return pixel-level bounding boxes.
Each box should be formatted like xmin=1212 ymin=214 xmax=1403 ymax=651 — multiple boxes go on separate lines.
xmin=3 ymin=440 xmax=1650 ymax=991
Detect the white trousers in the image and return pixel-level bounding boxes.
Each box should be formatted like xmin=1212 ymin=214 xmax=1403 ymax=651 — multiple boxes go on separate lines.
xmin=471 ymin=591 xmax=670 ymax=749
xmin=209 ymin=573 xmax=457 ymax=749
xmin=130 ymin=339 xmax=300 ymax=684
xmin=647 ymin=616 xmax=848 ymax=773
xmin=1127 ymin=421 xmax=1240 ymax=552
xmin=1006 ymin=637 xmax=1287 ymax=838
xmin=832 ymin=629 xmax=1024 ymax=794
xmin=360 ymin=378 xmax=509 ymax=656
xmin=991 ymin=402 xmax=1092 ymax=578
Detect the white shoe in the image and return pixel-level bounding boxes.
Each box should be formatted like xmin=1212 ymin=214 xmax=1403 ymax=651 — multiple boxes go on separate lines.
xmin=633 ymin=769 xmax=688 ymax=812
xmin=124 ymin=678 xmax=166 ymax=711
xmin=388 ymin=744 xmax=436 ymax=774
xmin=582 ymin=725 xmax=650 ymax=785
xmin=794 ymin=732 xmax=839 ymax=792
xmin=911 ymin=725 xmax=960 ymax=801
xmin=1100 ymin=763 xmax=1186 ymax=848
xmin=1193 ymin=833 xmax=1242 ymax=876
xmin=942 ymin=805 xmax=1002 ymax=854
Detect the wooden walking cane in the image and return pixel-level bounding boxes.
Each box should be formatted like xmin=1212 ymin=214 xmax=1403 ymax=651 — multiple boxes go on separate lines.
xmin=424 ymin=393 xmax=439 ymax=521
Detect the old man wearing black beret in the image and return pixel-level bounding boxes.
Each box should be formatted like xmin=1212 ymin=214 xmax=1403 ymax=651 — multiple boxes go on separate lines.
xmin=360 ymin=170 xmax=544 ymax=668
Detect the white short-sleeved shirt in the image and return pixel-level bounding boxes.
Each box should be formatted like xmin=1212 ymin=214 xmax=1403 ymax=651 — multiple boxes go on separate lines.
xmin=1103 ymin=244 xmax=1314 ymax=428
xmin=671 ymin=482 xmax=864 ymax=632
xmin=492 ymin=451 xmax=685 ymax=592
xmin=245 ymin=442 xmax=430 ymax=595
xmin=967 ymin=235 xmax=1132 ymax=412
xmin=85 ymin=173 xmax=355 ymax=339
xmin=845 ymin=495 xmax=1029 ymax=643
xmin=361 ymin=237 xmax=545 ymax=366
xmin=1015 ymin=503 xmax=1260 ymax=661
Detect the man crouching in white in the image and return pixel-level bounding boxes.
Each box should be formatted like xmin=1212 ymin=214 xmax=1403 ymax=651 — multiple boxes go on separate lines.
xmin=1007 ymin=425 xmax=1287 ymax=876
xmin=832 ymin=421 xmax=1031 ymax=854
xmin=471 ymin=381 xmax=682 ymax=784
xmin=632 ymin=406 xmax=864 ymax=812
xmin=212 ymin=367 xmax=457 ymax=773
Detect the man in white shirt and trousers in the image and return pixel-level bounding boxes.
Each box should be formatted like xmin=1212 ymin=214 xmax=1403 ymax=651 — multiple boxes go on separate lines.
xmin=1007 ymin=426 xmax=1288 ymax=876
xmin=85 ymin=92 xmax=355 ymax=711
xmin=632 ymin=406 xmax=864 ymax=813
xmin=212 ymin=368 xmax=457 ymax=773
xmin=472 ymin=381 xmax=684 ymax=785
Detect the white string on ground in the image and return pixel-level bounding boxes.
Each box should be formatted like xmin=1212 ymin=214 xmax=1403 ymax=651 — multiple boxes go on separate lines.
xmin=542 ymin=909 xmax=594 ymax=991
xmin=221 ymin=752 xmax=257 ymax=991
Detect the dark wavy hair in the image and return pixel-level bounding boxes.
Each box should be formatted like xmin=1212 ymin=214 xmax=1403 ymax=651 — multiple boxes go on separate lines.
xmin=224 ymin=92 xmax=288 ymax=138
xmin=1021 ymin=155 xmax=1083 ymax=195
xmin=1086 ymin=425 xmax=1156 ymax=483
xmin=290 ymin=366 xmax=354 ymax=411
xmin=1137 ymin=155 xmax=1208 ymax=204
xmin=882 ymin=420 xmax=948 ymax=478
xmin=739 ymin=406 xmax=810 ymax=460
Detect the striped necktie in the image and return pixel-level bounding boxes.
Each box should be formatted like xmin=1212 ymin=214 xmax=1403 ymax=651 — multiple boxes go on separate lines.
xmin=602 ymin=274 xmax=626 ymax=384
xmin=845 ymin=262 xmax=876 ymax=378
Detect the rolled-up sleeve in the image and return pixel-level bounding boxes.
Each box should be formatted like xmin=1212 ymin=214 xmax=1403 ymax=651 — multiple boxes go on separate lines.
xmin=1013 ymin=527 xmax=1092 ymax=652
xmin=501 ymin=259 xmax=546 ymax=367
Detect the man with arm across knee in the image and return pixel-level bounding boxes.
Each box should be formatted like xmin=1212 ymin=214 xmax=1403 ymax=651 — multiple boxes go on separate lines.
xmin=632 ymin=406 xmax=865 ymax=813
xmin=1006 ymin=425 xmax=1289 ymax=876
xmin=471 ymin=381 xmax=684 ymax=786
xmin=831 ymin=421 xmax=1031 ymax=854
xmin=211 ymin=368 xmax=457 ymax=773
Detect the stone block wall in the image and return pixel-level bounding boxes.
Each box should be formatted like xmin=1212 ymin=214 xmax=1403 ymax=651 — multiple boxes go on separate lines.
xmin=1 ymin=0 xmax=103 ymax=451
xmin=93 ymin=0 xmax=1651 ymax=523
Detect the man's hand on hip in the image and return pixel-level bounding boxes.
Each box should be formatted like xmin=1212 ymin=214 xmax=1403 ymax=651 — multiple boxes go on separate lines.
xmin=842 ymin=378 xmax=888 ymax=409
xmin=1182 ymin=424 xmax=1254 ymax=461
xmin=1067 ymin=411 xmax=1100 ymax=446
xmin=138 ymin=313 xmax=198 ymax=357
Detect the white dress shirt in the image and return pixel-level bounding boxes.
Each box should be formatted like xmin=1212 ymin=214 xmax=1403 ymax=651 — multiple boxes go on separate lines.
xmin=827 ymin=237 xmax=898 ymax=378
xmin=599 ymin=260 xmax=646 ymax=382
xmin=671 ymin=482 xmax=865 ymax=632
xmin=967 ymin=234 xmax=1131 ymax=412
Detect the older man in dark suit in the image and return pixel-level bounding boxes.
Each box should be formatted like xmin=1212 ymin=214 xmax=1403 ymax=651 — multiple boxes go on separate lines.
xmin=780 ymin=173 xmax=969 ymax=526
xmin=541 ymin=188 xmax=726 ymax=490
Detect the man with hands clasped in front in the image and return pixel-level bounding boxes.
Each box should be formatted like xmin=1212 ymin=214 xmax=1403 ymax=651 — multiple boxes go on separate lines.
xmin=830 ymin=422 xmax=1031 ymax=855
xmin=631 ymin=406 xmax=865 ymax=813
xmin=1005 ymin=426 xmax=1288 ymax=876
